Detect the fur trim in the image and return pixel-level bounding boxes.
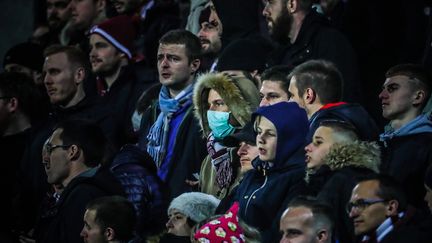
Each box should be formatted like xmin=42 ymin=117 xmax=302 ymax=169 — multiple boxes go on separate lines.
xmin=324 ymin=141 xmax=380 ymax=172
xmin=193 ymin=72 xmax=260 ymax=137
xmin=168 ymin=192 xmax=220 ymax=223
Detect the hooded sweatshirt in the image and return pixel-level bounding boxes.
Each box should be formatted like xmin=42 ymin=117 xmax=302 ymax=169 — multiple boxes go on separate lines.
xmin=379 ymin=113 xmax=432 ymax=208
xmin=235 ymin=102 xmax=308 ymax=242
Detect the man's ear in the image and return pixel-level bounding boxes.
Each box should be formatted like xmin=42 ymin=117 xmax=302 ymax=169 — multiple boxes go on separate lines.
xmin=413 ymin=90 xmax=426 ymax=106
xmin=190 ymin=59 xmax=201 ymax=74
xmin=75 ymin=67 xmax=85 ymax=85
xmin=68 ymin=144 xmax=81 ymax=161
xmin=105 ymin=227 xmax=116 ymax=241
xmin=316 ymin=229 xmax=329 ymax=243
xmin=6 ymin=97 xmax=19 ymax=113
xmin=304 ymin=88 xmax=316 ymax=104
xmin=386 ymin=199 xmax=399 ymax=217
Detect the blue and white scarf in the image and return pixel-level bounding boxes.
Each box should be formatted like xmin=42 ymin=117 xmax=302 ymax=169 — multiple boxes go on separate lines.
xmin=147 ymin=84 xmax=194 ymax=166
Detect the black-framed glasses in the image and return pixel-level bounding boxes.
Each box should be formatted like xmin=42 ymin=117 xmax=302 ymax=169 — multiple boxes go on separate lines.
xmin=346 ymin=198 xmax=387 ymax=214
xmin=45 ymin=143 xmax=71 ymax=154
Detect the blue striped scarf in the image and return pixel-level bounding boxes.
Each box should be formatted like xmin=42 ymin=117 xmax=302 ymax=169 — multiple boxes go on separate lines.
xmin=147 ymin=84 xmax=194 ymax=166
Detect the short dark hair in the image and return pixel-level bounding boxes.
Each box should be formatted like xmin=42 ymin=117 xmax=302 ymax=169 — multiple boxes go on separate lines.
xmin=358 ymin=174 xmax=408 ymax=212
xmin=54 ymin=119 xmax=107 ymax=167
xmin=0 ymin=72 xmax=38 ymax=117
xmin=159 ymin=29 xmax=202 ymax=63
xmin=288 ymin=196 xmax=335 ymax=234
xmin=261 ymin=65 xmax=293 ymax=94
xmin=86 ymin=196 xmax=136 ymax=241
xmin=44 ymin=45 xmax=90 ymax=76
xmin=386 ymin=63 xmax=431 ymax=107
xmin=319 ymin=119 xmax=359 ymax=142
xmin=288 ymin=60 xmax=343 ymax=103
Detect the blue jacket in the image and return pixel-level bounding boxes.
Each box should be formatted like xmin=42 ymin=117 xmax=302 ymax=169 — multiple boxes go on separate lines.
xmin=111 ymin=144 xmax=169 ymax=238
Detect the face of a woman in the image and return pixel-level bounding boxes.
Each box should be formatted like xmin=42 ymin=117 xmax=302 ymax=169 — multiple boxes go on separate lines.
xmin=166 ymin=209 xmax=193 ymax=236
xmin=256 ymin=116 xmax=277 ymax=161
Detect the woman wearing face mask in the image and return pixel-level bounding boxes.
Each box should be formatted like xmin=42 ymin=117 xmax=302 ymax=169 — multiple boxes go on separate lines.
xmin=234 ymin=102 xmax=309 ymax=242
xmin=192 ymin=72 xmax=259 ymax=199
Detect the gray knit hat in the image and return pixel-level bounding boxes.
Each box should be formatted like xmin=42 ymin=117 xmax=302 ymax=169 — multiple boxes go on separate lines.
xmin=168 ymin=192 xmax=220 ymax=223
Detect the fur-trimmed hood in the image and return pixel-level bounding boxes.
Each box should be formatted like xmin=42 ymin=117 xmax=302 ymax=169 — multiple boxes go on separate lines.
xmin=193 ymin=72 xmax=260 ymax=137
xmin=323 ymin=141 xmax=380 ymax=172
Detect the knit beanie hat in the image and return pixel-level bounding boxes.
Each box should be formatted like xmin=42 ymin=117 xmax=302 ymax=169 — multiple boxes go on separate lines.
xmin=215 ymin=38 xmax=272 ymax=73
xmin=425 ymin=165 xmax=432 ymax=189
xmin=89 ymin=15 xmax=137 ymax=59
xmin=168 ymin=192 xmax=220 ymax=223
xmin=194 ymin=202 xmax=244 ymax=242
xmin=3 ymin=42 xmax=44 ymax=71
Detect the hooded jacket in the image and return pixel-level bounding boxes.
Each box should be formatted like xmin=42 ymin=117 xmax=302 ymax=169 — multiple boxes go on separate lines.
xmin=193 ymin=73 xmax=260 ymax=198
xmin=212 ymin=0 xmax=261 ymax=50
xmin=317 ymin=141 xmax=380 ymax=243
xmin=379 ymin=114 xmax=432 ymax=209
xmin=193 ymin=72 xmax=260 ymax=137
xmin=308 ymin=103 xmax=380 ymax=143
xmin=234 ymin=102 xmax=308 ymax=242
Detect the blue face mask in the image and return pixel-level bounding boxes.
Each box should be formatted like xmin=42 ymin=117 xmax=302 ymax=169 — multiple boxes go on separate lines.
xmin=207 ymin=110 xmax=236 ymax=139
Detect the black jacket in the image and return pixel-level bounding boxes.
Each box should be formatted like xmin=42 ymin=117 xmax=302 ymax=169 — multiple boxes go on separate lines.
xmin=270 ymin=10 xmax=362 ymax=103
xmin=137 ymin=84 xmax=207 ymax=200
xmin=308 ymin=103 xmax=380 ymax=143
xmin=36 ymin=167 xmax=124 ymax=243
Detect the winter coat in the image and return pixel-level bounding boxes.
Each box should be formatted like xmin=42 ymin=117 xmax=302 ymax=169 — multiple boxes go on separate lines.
xmin=235 ymin=102 xmax=309 ymax=242
xmin=16 ymin=96 xmax=121 ymax=232
xmin=36 ymin=167 xmax=125 ymax=243
xmin=84 ymin=63 xmax=156 ymax=145
xmin=380 ymin=114 xmax=432 ymax=209
xmin=269 ymin=10 xmax=363 ymax=103
xmin=308 ymin=102 xmax=380 ymax=143
xmin=110 ymin=144 xmax=169 ymax=238
xmin=137 ymin=84 xmax=207 ymax=200
xmin=193 ymin=73 xmax=260 ymax=199
xmin=317 ymin=141 xmax=380 ymax=243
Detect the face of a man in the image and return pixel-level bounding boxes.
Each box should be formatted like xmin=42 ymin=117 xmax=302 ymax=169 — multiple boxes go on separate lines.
xmin=0 ymin=92 xmax=13 ymax=135
xmin=262 ymin=0 xmax=292 ymax=43
xmin=112 ymin=0 xmax=142 ymax=14
xmin=304 ymin=126 xmax=335 ymax=170
xmin=46 ymin=0 xmax=71 ymax=30
xmin=157 ymin=43 xmax=198 ymax=95
xmin=279 ymin=207 xmax=319 ymax=243
xmin=378 ymin=75 xmax=418 ymax=121
xmin=81 ymin=209 xmax=107 ymax=243
xmin=256 ymin=116 xmax=277 ymax=161
xmin=237 ymin=142 xmax=259 ymax=173
xmin=288 ymin=76 xmax=306 ymax=109
xmin=69 ymin=0 xmax=100 ymax=30
xmin=89 ymin=34 xmax=124 ymax=76
xmin=197 ymin=7 xmax=222 ymax=55
xmin=44 ymin=128 xmax=71 ymax=185
xmin=260 ymin=80 xmax=289 ymax=106
xmin=207 ymin=89 xmax=229 ymax=112
xmin=349 ymin=180 xmax=389 ymax=236
xmin=166 ymin=209 xmax=192 ymax=236
xmin=43 ymin=52 xmax=80 ymax=107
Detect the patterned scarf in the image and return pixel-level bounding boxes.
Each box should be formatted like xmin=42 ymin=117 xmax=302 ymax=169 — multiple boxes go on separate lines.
xmin=207 ymin=133 xmax=235 ymax=189
xmin=147 ymin=84 xmax=194 ymax=166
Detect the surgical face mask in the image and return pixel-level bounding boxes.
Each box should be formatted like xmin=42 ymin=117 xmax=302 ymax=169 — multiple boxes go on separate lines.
xmin=131 ymin=110 xmax=143 ymax=132
xmin=207 ymin=110 xmax=236 ymax=139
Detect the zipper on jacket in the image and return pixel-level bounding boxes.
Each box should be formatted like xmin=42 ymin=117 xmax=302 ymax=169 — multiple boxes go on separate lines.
xmin=244 ymin=175 xmax=268 ymax=214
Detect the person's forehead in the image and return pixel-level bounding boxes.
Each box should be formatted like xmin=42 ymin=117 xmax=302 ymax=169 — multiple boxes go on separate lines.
xmin=262 ymin=80 xmax=284 ymax=90
xmin=45 ymin=52 xmax=68 ymax=65
xmin=353 ymin=180 xmax=380 ymax=198
xmin=49 ymin=128 xmax=63 ymax=142
xmin=383 ymin=75 xmax=413 ymax=87
xmin=158 ymin=43 xmax=187 ymax=54
xmin=314 ymin=126 xmax=333 ymax=139
xmin=282 ymin=207 xmax=313 ymax=225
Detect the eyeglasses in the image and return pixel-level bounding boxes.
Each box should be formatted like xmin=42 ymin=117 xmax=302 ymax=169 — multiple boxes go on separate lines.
xmin=45 ymin=143 xmax=71 ymax=154
xmin=346 ymin=198 xmax=387 ymax=214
